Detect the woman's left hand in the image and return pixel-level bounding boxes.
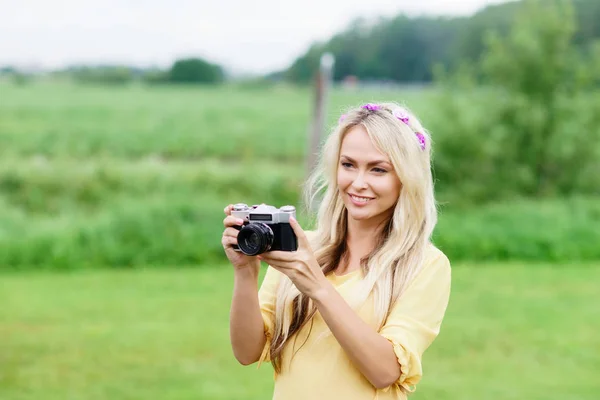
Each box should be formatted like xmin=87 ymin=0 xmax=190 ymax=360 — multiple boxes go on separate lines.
xmin=258 ymin=217 xmax=330 ymax=300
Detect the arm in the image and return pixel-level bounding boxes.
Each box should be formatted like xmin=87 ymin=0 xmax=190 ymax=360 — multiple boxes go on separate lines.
xmin=223 ymin=204 xmax=279 ymax=367
xmin=258 ymin=218 xmax=451 ymax=390
xmin=315 ymin=250 xmax=452 ymax=392
xmin=313 ymin=286 xmax=401 ymax=389
xmin=229 ymin=262 xmax=267 ymax=365
xmin=256 ymin=221 xmax=401 ymax=387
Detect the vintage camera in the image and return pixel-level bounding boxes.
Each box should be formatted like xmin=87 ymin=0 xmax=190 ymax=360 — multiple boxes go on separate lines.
xmin=230 ymin=203 xmax=298 ymax=256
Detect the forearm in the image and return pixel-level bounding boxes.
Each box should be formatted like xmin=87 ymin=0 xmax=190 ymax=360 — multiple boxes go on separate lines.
xmin=313 ymin=285 xmax=401 ymax=389
xmin=229 ymin=265 xmax=267 ymax=365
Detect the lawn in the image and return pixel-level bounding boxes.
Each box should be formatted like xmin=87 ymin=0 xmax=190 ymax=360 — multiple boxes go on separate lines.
xmin=1 ymin=83 xmax=599 ymax=269
xmin=0 ymin=82 xmax=434 ymax=160
xmin=1 ymin=264 xmax=598 ymax=400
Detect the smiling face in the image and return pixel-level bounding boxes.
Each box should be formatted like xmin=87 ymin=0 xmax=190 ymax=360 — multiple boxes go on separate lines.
xmin=337 ymin=125 xmax=402 ymax=224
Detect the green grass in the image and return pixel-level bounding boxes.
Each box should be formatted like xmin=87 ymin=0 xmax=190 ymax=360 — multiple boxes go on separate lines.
xmin=1 ymin=82 xmax=599 ymax=268
xmin=0 ymin=82 xmax=434 ymax=159
xmin=1 ymin=264 xmax=599 ymax=400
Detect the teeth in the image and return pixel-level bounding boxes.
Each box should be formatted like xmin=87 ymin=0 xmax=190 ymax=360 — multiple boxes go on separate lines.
xmin=350 ymin=194 xmax=371 ymax=203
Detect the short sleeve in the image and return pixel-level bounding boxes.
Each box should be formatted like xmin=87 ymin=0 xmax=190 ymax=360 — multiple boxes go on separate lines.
xmin=256 ymin=265 xmax=282 ymax=367
xmin=378 ymin=246 xmax=452 ymax=393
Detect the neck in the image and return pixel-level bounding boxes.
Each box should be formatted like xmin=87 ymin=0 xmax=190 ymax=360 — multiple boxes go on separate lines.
xmin=346 ymin=209 xmax=391 ymax=246
xmin=343 ymin=210 xmax=392 ymax=261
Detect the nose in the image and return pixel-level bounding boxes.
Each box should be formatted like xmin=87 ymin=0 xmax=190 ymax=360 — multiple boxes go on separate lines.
xmin=351 ymin=171 xmax=369 ymax=190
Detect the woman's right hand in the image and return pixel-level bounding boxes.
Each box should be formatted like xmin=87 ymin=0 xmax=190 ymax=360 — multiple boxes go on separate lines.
xmin=222 ymin=204 xmax=260 ymax=271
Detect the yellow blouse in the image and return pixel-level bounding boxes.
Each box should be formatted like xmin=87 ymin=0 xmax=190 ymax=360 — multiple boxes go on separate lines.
xmin=257 ymin=243 xmax=451 ymax=400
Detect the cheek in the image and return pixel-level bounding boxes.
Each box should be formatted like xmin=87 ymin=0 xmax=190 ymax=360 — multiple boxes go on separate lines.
xmin=375 ymin=177 xmax=401 ymax=199
xmin=337 ymin=170 xmax=351 ymax=189
xmin=388 ymin=180 xmax=402 ymax=199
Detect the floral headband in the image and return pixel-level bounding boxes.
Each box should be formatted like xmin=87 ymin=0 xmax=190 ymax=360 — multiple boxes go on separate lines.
xmin=339 ymin=103 xmax=426 ymax=151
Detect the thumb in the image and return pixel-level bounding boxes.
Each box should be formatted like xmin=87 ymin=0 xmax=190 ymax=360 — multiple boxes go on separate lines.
xmin=288 ymin=216 xmax=307 ymax=248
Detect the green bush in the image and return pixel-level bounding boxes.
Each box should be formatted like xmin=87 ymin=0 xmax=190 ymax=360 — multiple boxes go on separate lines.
xmin=0 ymin=157 xmax=598 ymax=270
xmin=70 ymin=66 xmax=134 ymax=85
xmin=141 ymin=69 xmax=169 ymax=84
xmin=3 ymin=193 xmax=599 ymax=270
xmin=0 ymin=79 xmax=598 ymax=269
xmin=432 ymin=0 xmax=600 ymax=202
xmin=435 ymin=197 xmax=600 ymax=262
xmin=0 ymin=159 xmax=304 ymax=270
xmin=169 ymin=58 xmax=224 ymax=84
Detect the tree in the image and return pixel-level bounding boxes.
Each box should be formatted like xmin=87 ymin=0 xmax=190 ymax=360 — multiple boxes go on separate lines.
xmin=169 ymin=58 xmax=224 ymax=84
xmin=432 ymin=0 xmax=600 ymax=200
xmin=282 ymin=0 xmax=600 ymax=84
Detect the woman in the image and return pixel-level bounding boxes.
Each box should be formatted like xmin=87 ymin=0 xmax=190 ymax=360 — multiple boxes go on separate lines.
xmin=222 ymin=102 xmax=451 ymax=399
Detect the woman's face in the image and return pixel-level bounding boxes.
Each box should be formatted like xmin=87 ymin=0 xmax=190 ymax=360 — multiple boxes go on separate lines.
xmin=337 ymin=125 xmax=402 ymax=223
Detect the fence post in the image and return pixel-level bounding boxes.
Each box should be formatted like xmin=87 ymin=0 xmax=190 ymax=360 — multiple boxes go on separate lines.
xmin=306 ymin=53 xmax=335 ymax=181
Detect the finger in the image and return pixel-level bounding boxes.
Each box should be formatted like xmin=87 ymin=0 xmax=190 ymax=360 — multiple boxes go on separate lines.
xmin=224 ymin=204 xmax=233 ymax=216
xmin=221 ymin=235 xmax=238 ymax=248
xmin=259 ymin=257 xmax=295 ymax=271
xmin=223 ymin=215 xmax=245 ymax=228
xmin=260 ymin=251 xmax=293 ymax=263
xmin=223 ymin=227 xmax=240 ymax=238
xmin=288 ymin=217 xmax=308 ymax=247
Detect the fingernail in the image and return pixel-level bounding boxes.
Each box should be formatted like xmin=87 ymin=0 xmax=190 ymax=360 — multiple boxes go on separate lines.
xmin=290 ymin=216 xmax=296 ymax=222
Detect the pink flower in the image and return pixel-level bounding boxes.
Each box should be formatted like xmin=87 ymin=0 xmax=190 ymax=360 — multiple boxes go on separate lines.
xmin=338 ymin=114 xmax=347 ymax=123
xmin=415 ymin=132 xmax=426 ymax=150
xmin=361 ymin=103 xmax=381 ymax=111
xmin=392 ymin=108 xmax=410 ymax=124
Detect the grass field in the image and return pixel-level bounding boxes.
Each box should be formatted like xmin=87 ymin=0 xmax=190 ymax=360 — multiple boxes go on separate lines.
xmin=1 ymin=81 xmax=599 ymax=399
xmin=1 ymin=82 xmax=599 ymax=268
xmin=1 ymin=264 xmax=599 ymax=400
xmin=0 ymin=82 xmax=435 ymax=159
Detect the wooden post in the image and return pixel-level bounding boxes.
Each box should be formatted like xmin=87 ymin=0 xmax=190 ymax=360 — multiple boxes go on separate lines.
xmin=306 ymin=53 xmax=335 ymax=179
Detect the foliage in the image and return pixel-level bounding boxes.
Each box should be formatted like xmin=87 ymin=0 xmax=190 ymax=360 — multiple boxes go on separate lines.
xmin=435 ymin=197 xmax=600 ymax=262
xmin=169 ymin=58 xmax=224 ymax=84
xmin=285 ymin=0 xmax=600 ymax=83
xmin=286 ymin=17 xmax=460 ymax=82
xmin=431 ymin=0 xmax=600 ymax=200
xmin=0 ymin=82 xmax=598 ymax=269
xmin=69 ymin=66 xmax=135 ymax=85
xmin=0 ymin=82 xmax=431 ymax=160
xmin=140 ymin=68 xmax=170 ymax=84
xmin=11 ymin=72 xmax=33 ymax=86
xmin=0 ymin=157 xmax=599 ymax=270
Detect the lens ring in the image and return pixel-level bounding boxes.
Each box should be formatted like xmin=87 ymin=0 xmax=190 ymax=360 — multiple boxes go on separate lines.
xmin=237 ymin=223 xmax=274 ymax=256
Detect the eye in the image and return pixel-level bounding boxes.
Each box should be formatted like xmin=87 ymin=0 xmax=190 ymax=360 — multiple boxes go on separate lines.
xmin=372 ymin=167 xmax=388 ymax=173
xmin=341 ymin=162 xmax=353 ymax=168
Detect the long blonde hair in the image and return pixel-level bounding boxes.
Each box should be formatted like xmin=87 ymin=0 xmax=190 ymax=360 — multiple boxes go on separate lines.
xmin=269 ymin=102 xmax=437 ymax=373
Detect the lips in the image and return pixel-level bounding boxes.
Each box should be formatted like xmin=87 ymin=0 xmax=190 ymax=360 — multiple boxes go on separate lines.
xmin=348 ymin=193 xmax=374 ymax=206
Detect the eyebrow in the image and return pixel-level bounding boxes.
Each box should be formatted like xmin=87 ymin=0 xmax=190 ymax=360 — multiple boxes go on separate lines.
xmin=340 ymin=155 xmax=391 ymax=167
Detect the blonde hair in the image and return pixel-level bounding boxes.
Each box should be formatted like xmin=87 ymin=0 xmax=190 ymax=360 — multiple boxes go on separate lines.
xmin=269 ymin=102 xmax=437 ymax=374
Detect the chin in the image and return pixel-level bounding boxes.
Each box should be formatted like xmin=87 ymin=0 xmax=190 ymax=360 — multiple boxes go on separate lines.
xmin=345 ymin=206 xmax=372 ymax=220
xmin=348 ymin=213 xmax=372 ymax=221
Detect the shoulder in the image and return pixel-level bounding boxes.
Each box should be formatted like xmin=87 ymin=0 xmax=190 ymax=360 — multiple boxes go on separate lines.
xmin=411 ymin=243 xmax=451 ymax=288
xmin=423 ymin=243 xmax=451 ymax=271
xmin=385 ymin=243 xmax=452 ymax=322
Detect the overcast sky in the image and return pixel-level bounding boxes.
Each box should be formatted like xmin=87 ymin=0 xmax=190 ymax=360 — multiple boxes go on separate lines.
xmin=1 ymin=0 xmax=510 ymax=74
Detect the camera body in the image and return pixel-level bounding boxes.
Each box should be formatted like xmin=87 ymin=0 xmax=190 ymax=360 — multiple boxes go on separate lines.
xmin=231 ymin=203 xmax=298 ymax=256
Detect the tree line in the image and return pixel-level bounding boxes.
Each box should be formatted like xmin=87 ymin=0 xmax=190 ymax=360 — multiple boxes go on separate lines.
xmin=285 ymin=0 xmax=600 ymax=82
xmin=3 ymin=0 xmax=598 ymax=85
xmin=66 ymin=58 xmax=224 ymax=85
xmin=1 ymin=58 xmax=224 ymax=85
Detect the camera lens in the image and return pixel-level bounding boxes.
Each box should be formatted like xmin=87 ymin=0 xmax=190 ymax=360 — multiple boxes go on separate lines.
xmin=237 ymin=223 xmax=274 ymax=256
